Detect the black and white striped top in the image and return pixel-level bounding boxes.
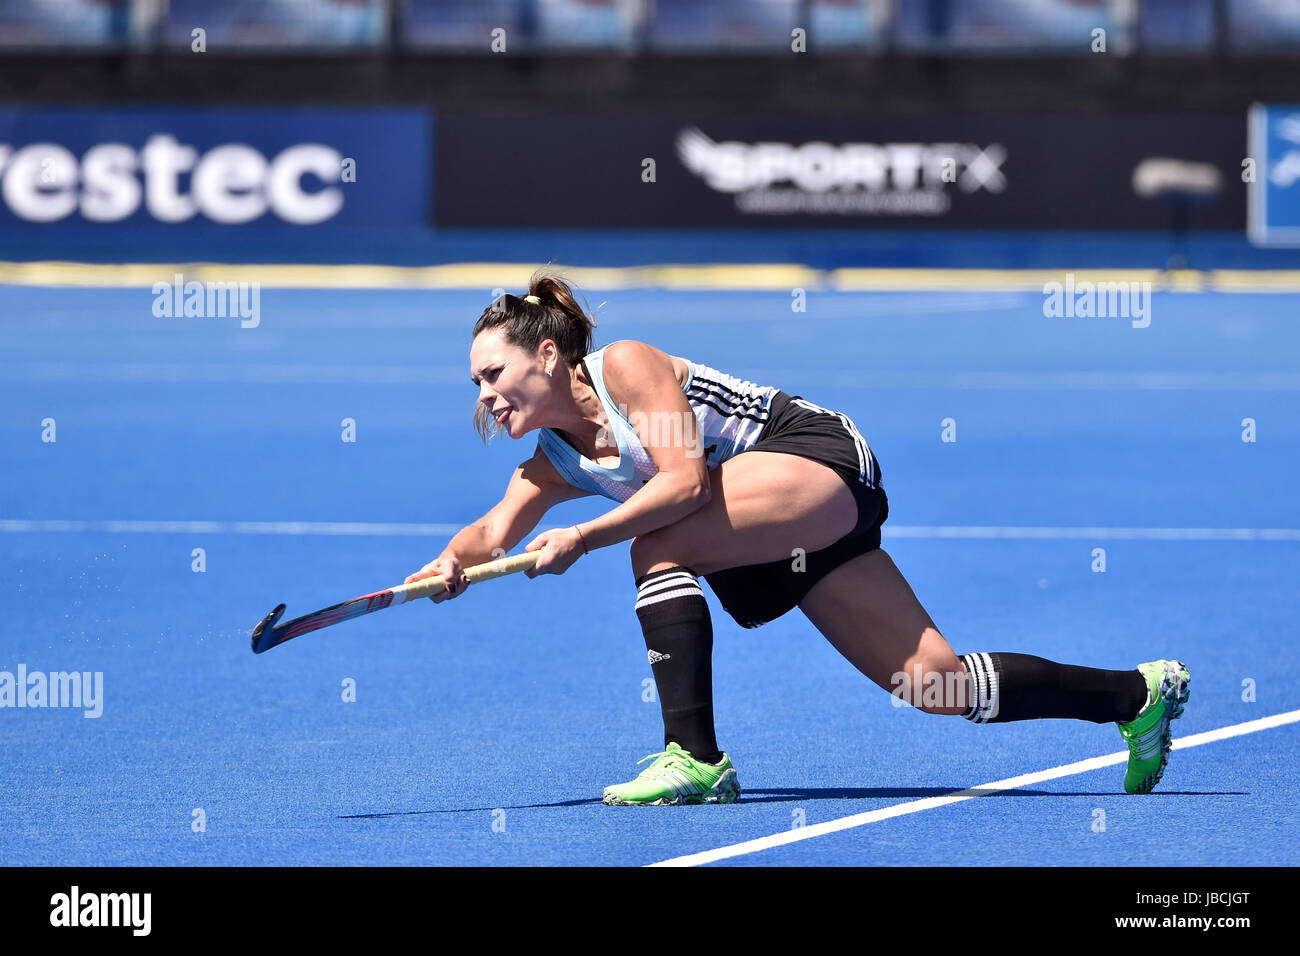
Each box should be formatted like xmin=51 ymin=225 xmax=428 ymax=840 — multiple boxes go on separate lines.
xmin=536 ymin=341 xmax=780 ymax=503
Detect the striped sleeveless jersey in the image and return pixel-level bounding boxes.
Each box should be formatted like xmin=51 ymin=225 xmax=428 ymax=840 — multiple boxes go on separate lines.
xmin=536 ymin=342 xmax=779 ymax=502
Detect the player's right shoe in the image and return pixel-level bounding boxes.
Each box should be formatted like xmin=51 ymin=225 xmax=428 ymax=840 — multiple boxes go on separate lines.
xmin=602 ymin=742 xmax=740 ymax=806
xmin=1117 ymin=659 xmax=1190 ymax=794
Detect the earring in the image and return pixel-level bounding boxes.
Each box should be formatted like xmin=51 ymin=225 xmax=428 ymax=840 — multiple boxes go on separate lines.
xmin=546 ymin=367 xmax=553 ymax=377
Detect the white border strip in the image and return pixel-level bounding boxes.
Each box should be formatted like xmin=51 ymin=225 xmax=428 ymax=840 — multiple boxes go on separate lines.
xmin=1247 ymin=102 xmax=1300 ymax=248
xmin=648 ymin=708 xmax=1300 ymax=867
xmin=883 ymin=526 xmax=1300 ymax=541
xmin=1248 ymin=102 xmax=1269 ymax=246
xmin=2 ymin=520 xmax=1299 ymax=541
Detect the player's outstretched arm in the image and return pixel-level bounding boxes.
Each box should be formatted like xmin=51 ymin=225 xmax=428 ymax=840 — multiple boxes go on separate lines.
xmin=406 ymin=443 xmax=590 ymax=601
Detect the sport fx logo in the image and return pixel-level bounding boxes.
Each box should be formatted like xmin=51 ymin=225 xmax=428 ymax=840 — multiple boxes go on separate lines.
xmin=676 ymin=126 xmax=1006 ymax=194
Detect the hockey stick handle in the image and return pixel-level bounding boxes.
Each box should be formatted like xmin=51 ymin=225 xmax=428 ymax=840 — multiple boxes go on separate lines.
xmin=394 ymin=550 xmax=541 ymax=603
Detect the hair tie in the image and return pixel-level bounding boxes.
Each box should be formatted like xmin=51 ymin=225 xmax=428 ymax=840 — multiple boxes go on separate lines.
xmin=523 ymin=294 xmax=541 ymax=305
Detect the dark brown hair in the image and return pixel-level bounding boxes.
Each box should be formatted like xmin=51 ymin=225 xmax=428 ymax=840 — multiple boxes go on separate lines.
xmin=471 ymin=267 xmax=599 ymax=442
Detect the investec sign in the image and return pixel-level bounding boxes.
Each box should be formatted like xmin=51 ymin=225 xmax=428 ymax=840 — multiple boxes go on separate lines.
xmin=675 ymin=126 xmax=1006 ymax=216
xmin=0 ymin=135 xmax=345 ymax=224
xmin=0 ymin=106 xmax=430 ymax=228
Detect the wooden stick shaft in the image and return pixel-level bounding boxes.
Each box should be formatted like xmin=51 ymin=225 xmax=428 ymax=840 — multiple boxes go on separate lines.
xmin=392 ymin=551 xmax=541 ymax=603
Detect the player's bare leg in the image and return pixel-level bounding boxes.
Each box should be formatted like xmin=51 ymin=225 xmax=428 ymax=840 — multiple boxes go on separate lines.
xmin=798 ymin=549 xmax=969 ymax=715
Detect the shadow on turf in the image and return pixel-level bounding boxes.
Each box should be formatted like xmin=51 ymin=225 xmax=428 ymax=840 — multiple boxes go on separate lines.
xmin=339 ymin=786 xmax=1239 ymax=817
xmin=339 ymin=797 xmax=603 ymax=818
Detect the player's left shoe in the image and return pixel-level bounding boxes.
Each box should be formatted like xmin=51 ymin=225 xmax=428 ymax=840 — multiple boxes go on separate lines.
xmin=602 ymin=742 xmax=740 ymax=806
xmin=1117 ymin=659 xmax=1190 ymax=794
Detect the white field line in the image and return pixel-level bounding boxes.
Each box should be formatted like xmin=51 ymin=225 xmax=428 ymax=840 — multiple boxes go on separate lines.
xmin=648 ymin=708 xmax=1300 ymax=867
xmin=2 ymin=520 xmax=1300 ymax=541
xmin=0 ymin=519 xmax=462 ymax=536
xmin=885 ymin=526 xmax=1300 ymax=541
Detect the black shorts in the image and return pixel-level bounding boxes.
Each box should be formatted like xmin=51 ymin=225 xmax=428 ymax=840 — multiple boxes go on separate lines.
xmin=702 ymin=391 xmax=889 ymax=629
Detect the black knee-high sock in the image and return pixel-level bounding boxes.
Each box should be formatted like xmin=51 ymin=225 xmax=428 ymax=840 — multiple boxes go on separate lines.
xmin=634 ymin=566 xmax=722 ymax=764
xmin=960 ymin=652 xmax=1149 ymax=724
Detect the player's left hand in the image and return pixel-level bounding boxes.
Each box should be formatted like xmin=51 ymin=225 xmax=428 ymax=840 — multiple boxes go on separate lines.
xmin=524 ymin=527 xmax=585 ymax=577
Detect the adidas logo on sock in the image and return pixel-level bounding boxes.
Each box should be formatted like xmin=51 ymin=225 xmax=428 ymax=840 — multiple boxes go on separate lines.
xmin=647 ymin=649 xmax=671 ymax=664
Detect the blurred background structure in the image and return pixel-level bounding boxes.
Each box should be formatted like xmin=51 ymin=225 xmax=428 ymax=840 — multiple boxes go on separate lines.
xmin=0 ymin=1 xmax=1297 ymax=266
xmin=4 ymin=0 xmax=1300 ymax=53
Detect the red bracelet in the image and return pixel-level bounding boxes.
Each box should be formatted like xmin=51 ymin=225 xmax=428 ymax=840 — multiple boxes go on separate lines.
xmin=572 ymin=524 xmax=589 ymax=554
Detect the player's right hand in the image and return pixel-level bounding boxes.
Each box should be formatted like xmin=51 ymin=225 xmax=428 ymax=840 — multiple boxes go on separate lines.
xmin=405 ymin=555 xmax=469 ymax=603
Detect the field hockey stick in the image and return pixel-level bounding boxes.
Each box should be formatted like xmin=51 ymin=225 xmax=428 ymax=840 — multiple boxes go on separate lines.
xmin=250 ymin=551 xmax=540 ymax=654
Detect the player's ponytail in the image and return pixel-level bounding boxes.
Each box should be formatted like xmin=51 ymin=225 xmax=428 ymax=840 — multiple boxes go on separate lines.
xmin=471 ymin=267 xmax=599 ymax=442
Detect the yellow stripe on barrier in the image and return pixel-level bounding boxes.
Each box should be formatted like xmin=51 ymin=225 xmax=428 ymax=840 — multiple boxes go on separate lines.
xmin=1210 ymin=270 xmax=1300 ymax=292
xmin=0 ymin=260 xmax=1298 ymax=292
xmin=830 ymin=268 xmax=1204 ymax=291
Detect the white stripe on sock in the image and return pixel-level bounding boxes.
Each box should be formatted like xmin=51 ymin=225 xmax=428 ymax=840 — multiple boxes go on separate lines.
xmin=963 ymin=653 xmax=989 ymax=722
xmin=637 ymin=572 xmax=699 ymax=596
xmin=635 ymin=586 xmax=705 ymax=610
xmin=980 ymin=653 xmax=1000 ymax=723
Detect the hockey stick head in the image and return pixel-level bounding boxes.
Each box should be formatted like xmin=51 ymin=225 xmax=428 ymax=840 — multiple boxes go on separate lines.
xmin=250 ymin=603 xmax=286 ymax=654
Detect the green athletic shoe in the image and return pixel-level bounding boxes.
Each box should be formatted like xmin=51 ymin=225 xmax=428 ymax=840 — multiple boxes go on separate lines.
xmin=1118 ymin=659 xmax=1190 ymax=794
xmin=602 ymin=742 xmax=741 ymax=806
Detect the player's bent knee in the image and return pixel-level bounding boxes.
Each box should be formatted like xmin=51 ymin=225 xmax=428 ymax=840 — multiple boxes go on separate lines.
xmin=628 ymin=532 xmax=657 ymax=566
xmin=892 ymin=653 xmax=969 ymax=715
xmin=629 ymin=530 xmax=693 ymax=577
